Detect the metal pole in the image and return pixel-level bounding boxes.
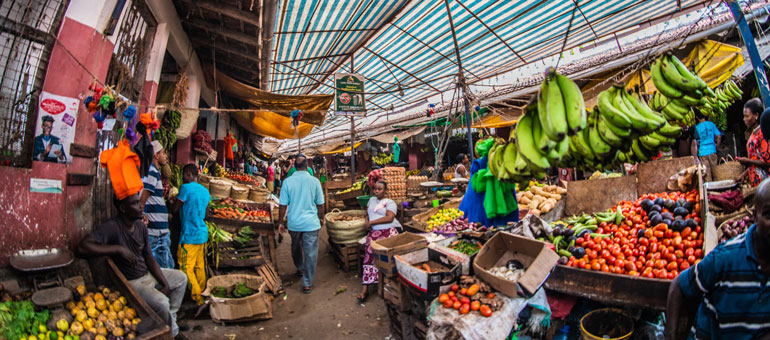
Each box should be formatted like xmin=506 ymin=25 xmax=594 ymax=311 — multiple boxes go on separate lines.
xmin=728 ymin=1 xmax=770 ymax=105
xmin=443 ymin=0 xmax=474 ymax=157
xmin=350 ymin=117 xmax=356 ymax=185
xmin=350 ymin=56 xmax=357 ymax=185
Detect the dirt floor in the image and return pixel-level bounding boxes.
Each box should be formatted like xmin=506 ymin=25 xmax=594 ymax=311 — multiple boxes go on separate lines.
xmin=179 ymin=228 xmax=392 ymax=340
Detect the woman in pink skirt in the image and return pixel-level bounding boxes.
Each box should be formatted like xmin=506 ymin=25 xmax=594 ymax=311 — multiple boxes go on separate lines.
xmin=358 ymin=181 xmax=401 ymax=303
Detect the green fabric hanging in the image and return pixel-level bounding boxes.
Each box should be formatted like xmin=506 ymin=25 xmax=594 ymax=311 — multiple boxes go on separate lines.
xmin=472 ymin=168 xmax=518 ymax=219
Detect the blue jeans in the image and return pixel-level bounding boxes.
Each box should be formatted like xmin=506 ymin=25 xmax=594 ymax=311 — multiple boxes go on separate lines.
xmin=290 ymin=230 xmax=319 ymax=288
xmin=149 ymin=232 xmax=174 ymax=269
xmin=128 ymin=268 xmax=187 ymax=336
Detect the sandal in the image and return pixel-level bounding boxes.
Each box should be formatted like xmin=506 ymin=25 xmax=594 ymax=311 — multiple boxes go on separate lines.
xmin=303 ymin=286 xmax=313 ymax=294
xmin=357 ymin=293 xmax=369 ymax=303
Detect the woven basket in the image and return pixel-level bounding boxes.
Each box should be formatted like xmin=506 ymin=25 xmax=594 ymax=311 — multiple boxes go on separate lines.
xmin=230 ymin=185 xmax=249 ymax=200
xmin=713 ymin=155 xmax=745 ymax=181
xmin=176 ymin=109 xmax=199 ymax=139
xmin=325 ymin=209 xmax=367 ymax=244
xmin=199 ymin=174 xmax=212 ymax=185
xmin=714 ymin=206 xmax=751 ymax=226
xmin=209 ymin=180 xmax=232 ymax=198
xmin=249 ymin=187 xmax=270 ymax=202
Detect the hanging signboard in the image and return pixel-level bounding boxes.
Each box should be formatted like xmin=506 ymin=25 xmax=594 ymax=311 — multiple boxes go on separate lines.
xmin=334 ymin=73 xmax=366 ymax=117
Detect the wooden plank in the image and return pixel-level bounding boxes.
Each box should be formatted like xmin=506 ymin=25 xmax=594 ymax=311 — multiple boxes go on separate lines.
xmin=545 ymin=264 xmax=669 ymax=310
xmin=70 ymin=143 xmax=97 ymax=158
xmin=636 ymin=156 xmax=696 ymax=195
xmin=565 ymin=175 xmax=637 ymax=216
xmin=67 ymin=173 xmax=94 ymax=186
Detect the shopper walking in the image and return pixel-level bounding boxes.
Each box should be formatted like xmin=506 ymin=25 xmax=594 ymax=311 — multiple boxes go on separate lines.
xmin=277 ymin=155 xmax=325 ymax=294
xmin=738 ymin=101 xmax=770 ymax=187
xmin=140 ymin=141 xmax=173 ymax=269
xmin=665 ymin=178 xmax=770 ymax=339
xmin=170 ymin=164 xmax=211 ymax=305
xmin=359 ymin=181 xmax=401 ymax=302
xmin=692 ymin=110 xmax=721 ymax=182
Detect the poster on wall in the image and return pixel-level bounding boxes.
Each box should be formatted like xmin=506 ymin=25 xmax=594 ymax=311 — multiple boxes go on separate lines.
xmin=32 ymin=91 xmax=78 ymax=164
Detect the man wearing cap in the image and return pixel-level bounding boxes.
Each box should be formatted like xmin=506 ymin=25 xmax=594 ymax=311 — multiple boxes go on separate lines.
xmin=33 ymin=115 xmax=66 ymax=163
xmin=140 ymin=141 xmax=173 ymax=269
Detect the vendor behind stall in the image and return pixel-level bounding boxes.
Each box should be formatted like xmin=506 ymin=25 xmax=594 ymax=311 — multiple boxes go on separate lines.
xmin=666 ymin=178 xmax=770 ymax=339
xmin=737 ymin=101 xmax=770 ymax=187
xmin=81 ymin=139 xmax=187 ymax=338
xmin=359 ymin=181 xmax=401 ymax=303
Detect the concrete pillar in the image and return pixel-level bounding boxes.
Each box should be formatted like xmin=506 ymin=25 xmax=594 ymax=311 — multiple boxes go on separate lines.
xmin=140 ymin=22 xmax=170 ymax=112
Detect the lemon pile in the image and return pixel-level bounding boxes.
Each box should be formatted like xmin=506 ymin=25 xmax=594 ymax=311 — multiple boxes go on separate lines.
xmin=62 ymin=285 xmax=141 ymax=340
xmin=426 ymin=208 xmax=463 ymax=231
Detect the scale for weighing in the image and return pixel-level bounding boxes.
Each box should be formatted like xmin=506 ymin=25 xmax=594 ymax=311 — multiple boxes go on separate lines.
xmin=9 ymin=248 xmax=75 ymax=308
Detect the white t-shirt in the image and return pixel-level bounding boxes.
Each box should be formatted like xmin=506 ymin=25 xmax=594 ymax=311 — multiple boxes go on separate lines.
xmin=367 ymin=197 xmax=402 ymax=231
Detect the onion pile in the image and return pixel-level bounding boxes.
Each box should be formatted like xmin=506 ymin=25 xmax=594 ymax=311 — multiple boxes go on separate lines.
xmin=432 ymin=217 xmax=481 ymax=235
xmin=719 ymin=215 xmax=753 ymax=243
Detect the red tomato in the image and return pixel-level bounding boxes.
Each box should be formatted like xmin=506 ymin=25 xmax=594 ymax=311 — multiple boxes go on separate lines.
xmin=666 ymin=253 xmax=677 ymax=263
xmin=460 ymin=303 xmax=470 ymax=314
xmin=689 ymin=231 xmax=699 ymax=240
xmin=656 ymin=269 xmax=669 ymax=279
xmin=601 ymin=264 xmax=610 ymax=272
xmin=451 ymin=284 xmax=459 ymax=292
xmin=682 ymin=227 xmax=692 ymax=238
xmin=655 ymin=260 xmax=666 ymax=269
xmin=674 ymin=249 xmax=684 ymax=259
xmin=460 ymin=288 xmax=467 ymax=296
xmin=625 ymin=261 xmax=637 ymax=272
xmin=448 ymin=291 xmax=455 ymax=297
xmin=650 ymin=243 xmax=659 ymax=253
xmin=639 ymin=238 xmax=649 ymax=247
xmin=694 ymin=249 xmax=703 ymax=259
xmin=644 ymin=229 xmax=654 ymax=238
xmin=480 ymin=305 xmax=493 ymax=317
xmin=685 ymin=248 xmax=695 ymax=257
xmin=460 ymin=297 xmax=470 ymax=305
xmin=443 ymin=299 xmax=453 ymax=308
xmin=666 ymin=261 xmax=678 ymax=271
xmin=438 ymin=294 xmax=449 ymax=303
xmin=453 ymin=301 xmax=462 ymax=310
xmin=687 ymin=255 xmax=696 ymax=264
xmin=680 ymin=261 xmax=690 ymax=271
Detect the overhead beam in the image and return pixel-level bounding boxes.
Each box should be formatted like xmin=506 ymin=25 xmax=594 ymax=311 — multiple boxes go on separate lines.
xmin=272 ymin=53 xmax=350 ymax=65
xmin=276 ymin=28 xmax=378 ymax=34
xmin=199 ymin=55 xmax=259 ymax=78
xmin=184 ymin=19 xmax=260 ymax=47
xmin=306 ymin=0 xmax=415 ymax=93
xmin=192 ymin=38 xmax=260 ymax=62
xmin=178 ymin=0 xmax=260 ymax=27
xmin=362 ymin=46 xmax=441 ymax=93
xmin=454 ymin=0 xmax=526 ymax=63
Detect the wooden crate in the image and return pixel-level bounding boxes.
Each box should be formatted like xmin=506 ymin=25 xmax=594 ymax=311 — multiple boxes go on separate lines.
xmin=378 ymin=272 xmax=409 ymax=311
xmin=91 ymin=258 xmax=173 ymax=340
xmin=215 ymin=239 xmax=267 ymax=268
xmin=385 ymin=302 xmax=423 ymax=340
xmin=328 ymin=238 xmax=362 ymax=273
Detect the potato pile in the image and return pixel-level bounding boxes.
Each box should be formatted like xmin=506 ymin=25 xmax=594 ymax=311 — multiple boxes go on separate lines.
xmin=516 ymin=185 xmax=566 ymax=216
xmin=61 ymin=285 xmax=141 ymax=340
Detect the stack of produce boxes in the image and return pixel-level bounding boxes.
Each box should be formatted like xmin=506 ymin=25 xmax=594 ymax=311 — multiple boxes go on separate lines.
xmin=382 ymin=167 xmax=406 ymax=202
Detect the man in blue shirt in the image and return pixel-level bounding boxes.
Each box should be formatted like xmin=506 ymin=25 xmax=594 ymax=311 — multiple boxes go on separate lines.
xmin=170 ymin=164 xmax=210 ymax=305
xmin=666 ymin=178 xmax=770 ymax=339
xmin=278 ymin=155 xmax=325 ymax=293
xmin=692 ymin=111 xmax=722 ymax=182
xmin=140 ymin=141 xmax=173 ymax=269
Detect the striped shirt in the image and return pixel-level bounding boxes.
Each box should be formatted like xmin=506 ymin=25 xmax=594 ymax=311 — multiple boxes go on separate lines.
xmin=679 ymin=225 xmax=770 ymax=339
xmin=142 ymin=164 xmax=169 ymax=231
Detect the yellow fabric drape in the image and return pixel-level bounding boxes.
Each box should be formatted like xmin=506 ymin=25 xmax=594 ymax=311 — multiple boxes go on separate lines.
xmin=684 ymin=40 xmax=744 ymax=88
xmin=231 ymin=110 xmax=315 ymax=139
xmin=472 ymin=114 xmax=518 ymax=129
xmin=627 ymin=40 xmax=744 ymax=94
xmin=320 ymin=142 xmax=362 ymax=155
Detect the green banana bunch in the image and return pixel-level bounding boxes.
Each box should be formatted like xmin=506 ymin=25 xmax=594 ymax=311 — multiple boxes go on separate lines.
xmin=156 ymin=110 xmax=182 ymax=150
xmin=538 ymin=69 xmax=587 ymax=143
xmin=697 ymin=79 xmax=742 ymax=123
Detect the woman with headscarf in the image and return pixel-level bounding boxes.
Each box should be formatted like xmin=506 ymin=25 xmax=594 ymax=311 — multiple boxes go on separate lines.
xmin=358 ymin=181 xmax=401 ymax=303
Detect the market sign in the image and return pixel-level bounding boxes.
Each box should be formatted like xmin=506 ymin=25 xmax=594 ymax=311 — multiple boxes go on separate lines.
xmin=334 ymin=73 xmax=366 ymax=117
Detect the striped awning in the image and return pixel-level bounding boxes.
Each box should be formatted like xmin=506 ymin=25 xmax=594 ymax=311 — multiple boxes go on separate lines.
xmin=271 ymin=0 xmax=713 ymax=138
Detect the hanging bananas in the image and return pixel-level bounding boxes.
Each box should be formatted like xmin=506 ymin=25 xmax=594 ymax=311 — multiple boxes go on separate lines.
xmin=156 ymin=110 xmax=181 ymax=151
xmin=649 ymin=53 xmax=714 ymax=126
xmin=697 ymin=79 xmax=742 ymax=119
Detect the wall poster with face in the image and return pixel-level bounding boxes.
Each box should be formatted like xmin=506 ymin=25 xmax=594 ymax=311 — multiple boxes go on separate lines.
xmin=32 ymin=91 xmax=78 ymax=164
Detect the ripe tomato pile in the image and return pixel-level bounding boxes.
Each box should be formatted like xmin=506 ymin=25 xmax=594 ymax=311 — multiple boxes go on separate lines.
xmin=438 ymin=284 xmax=495 ymax=317
xmin=566 ymin=190 xmax=704 ymax=279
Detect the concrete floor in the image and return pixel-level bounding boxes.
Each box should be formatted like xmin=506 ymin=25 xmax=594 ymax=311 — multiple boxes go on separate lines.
xmin=179 ymin=229 xmax=392 ymax=340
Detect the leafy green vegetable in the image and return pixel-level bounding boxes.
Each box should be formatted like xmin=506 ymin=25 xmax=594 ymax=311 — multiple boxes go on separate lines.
xmin=0 ymin=300 xmax=51 ymax=340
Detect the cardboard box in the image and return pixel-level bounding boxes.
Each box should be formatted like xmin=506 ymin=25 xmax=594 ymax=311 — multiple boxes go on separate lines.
xmin=473 ymin=232 xmax=559 ymax=298
xmin=394 ymin=247 xmax=462 ymax=300
xmin=371 ymin=232 xmax=428 ymax=277
xmin=430 ymin=236 xmax=480 ymax=275
xmin=202 ymin=274 xmax=272 ymax=321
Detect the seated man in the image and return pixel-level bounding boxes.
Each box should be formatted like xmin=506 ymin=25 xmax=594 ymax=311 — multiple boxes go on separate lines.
xmin=666 ymin=178 xmax=770 ymax=339
xmin=78 ymin=193 xmax=187 ymax=339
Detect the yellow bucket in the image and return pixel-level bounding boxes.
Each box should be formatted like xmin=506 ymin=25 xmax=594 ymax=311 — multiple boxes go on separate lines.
xmin=580 ymin=308 xmax=634 ymax=340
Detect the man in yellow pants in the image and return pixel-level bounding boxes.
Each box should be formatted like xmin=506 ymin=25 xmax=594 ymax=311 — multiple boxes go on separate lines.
xmin=170 ymin=164 xmax=210 ymax=304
